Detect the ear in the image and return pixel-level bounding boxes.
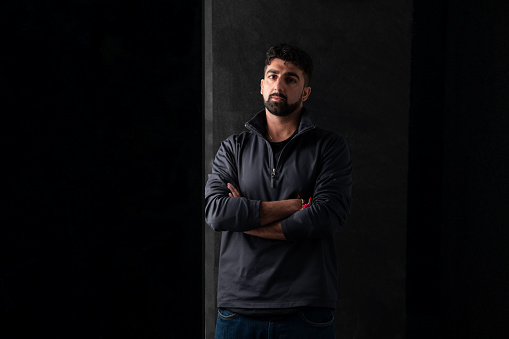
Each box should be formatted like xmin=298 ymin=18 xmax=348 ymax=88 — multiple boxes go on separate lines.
xmin=260 ymin=79 xmax=264 ymax=94
xmin=301 ymin=87 xmax=312 ymax=101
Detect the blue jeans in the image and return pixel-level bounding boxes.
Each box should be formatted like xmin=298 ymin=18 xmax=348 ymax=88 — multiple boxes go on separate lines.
xmin=214 ymin=308 xmax=336 ymax=339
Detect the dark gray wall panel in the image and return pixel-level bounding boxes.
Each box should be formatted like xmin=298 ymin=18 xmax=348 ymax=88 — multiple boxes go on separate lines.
xmin=205 ymin=1 xmax=411 ymax=338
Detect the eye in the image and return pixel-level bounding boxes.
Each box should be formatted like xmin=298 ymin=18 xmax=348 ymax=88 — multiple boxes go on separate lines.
xmin=286 ymin=77 xmax=297 ymax=83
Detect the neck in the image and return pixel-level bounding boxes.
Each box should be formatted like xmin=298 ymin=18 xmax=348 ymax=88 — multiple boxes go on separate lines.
xmin=265 ymin=107 xmax=302 ymax=142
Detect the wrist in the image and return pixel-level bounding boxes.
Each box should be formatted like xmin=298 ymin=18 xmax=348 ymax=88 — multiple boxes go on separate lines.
xmin=291 ymin=199 xmax=302 ymax=212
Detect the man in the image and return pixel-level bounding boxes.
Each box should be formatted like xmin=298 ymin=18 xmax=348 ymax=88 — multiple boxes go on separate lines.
xmin=205 ymin=43 xmax=352 ymax=338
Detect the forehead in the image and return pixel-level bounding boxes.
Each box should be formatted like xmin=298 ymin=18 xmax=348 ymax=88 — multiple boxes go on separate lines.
xmin=264 ymin=58 xmax=303 ymax=76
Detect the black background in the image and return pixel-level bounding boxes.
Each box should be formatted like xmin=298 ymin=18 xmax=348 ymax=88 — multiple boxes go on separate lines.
xmin=408 ymin=0 xmax=509 ymax=337
xmin=3 ymin=0 xmax=202 ymax=338
xmin=2 ymin=0 xmax=509 ymax=338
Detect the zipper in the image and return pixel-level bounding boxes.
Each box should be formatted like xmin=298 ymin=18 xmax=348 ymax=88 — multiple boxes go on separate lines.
xmin=244 ymin=120 xmax=315 ymax=189
xmin=268 ymin=126 xmax=314 ymax=188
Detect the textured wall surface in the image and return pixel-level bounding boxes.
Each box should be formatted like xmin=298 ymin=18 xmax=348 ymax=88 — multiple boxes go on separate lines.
xmin=205 ymin=1 xmax=412 ymax=338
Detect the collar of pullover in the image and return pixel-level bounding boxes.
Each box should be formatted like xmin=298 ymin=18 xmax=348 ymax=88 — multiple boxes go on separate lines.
xmin=244 ymin=107 xmax=315 ymax=137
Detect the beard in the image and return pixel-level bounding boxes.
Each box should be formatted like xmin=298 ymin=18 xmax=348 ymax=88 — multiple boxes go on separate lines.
xmin=264 ymin=93 xmax=302 ymax=117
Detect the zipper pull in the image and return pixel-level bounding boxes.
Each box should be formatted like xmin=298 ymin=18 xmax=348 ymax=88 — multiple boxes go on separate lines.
xmin=270 ymin=168 xmax=276 ymax=188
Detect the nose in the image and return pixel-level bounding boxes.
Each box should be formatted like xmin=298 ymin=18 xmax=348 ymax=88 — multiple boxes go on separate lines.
xmin=273 ymin=77 xmax=285 ymax=93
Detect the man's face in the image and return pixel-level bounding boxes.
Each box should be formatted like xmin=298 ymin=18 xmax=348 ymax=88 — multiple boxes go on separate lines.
xmin=261 ymin=58 xmax=311 ymax=117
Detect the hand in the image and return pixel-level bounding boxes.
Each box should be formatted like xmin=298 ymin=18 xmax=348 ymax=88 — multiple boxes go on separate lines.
xmin=300 ymin=197 xmax=312 ymax=210
xmin=227 ymin=183 xmax=242 ymax=198
xmin=297 ymin=195 xmax=312 ymax=210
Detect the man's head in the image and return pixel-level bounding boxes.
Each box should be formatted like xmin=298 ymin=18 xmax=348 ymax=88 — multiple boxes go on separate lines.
xmin=264 ymin=44 xmax=313 ymax=87
xmin=261 ymin=44 xmax=313 ymax=117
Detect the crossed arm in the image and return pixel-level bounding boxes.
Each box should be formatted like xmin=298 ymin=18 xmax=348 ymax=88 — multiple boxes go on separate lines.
xmin=227 ymin=183 xmax=303 ymax=240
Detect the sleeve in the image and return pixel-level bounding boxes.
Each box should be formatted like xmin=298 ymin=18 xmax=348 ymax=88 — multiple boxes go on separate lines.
xmin=281 ymin=133 xmax=353 ymax=240
xmin=204 ymin=136 xmax=261 ymax=232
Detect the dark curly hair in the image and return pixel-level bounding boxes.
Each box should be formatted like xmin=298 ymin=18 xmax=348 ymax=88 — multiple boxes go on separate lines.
xmin=264 ymin=43 xmax=313 ymax=87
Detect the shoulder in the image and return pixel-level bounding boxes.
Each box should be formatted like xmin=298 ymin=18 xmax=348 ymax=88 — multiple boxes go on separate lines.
xmin=222 ymin=130 xmax=255 ymax=144
xmin=308 ymin=128 xmax=351 ymax=167
xmin=219 ymin=131 xmax=259 ymax=152
xmin=312 ymin=127 xmax=348 ymax=147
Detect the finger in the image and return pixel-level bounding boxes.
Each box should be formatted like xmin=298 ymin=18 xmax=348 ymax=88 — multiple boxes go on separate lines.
xmin=227 ymin=183 xmax=241 ymax=197
xmin=231 ymin=187 xmax=240 ymax=197
xmin=227 ymin=184 xmax=236 ymax=197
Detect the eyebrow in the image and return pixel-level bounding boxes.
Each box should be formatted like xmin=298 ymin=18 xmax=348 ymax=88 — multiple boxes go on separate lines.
xmin=266 ymin=69 xmax=300 ymax=80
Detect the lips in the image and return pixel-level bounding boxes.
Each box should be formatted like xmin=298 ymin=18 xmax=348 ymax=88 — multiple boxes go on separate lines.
xmin=269 ymin=94 xmax=286 ymax=102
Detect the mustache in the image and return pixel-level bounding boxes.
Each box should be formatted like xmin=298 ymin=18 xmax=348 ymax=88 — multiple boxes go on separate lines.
xmin=269 ymin=93 xmax=287 ymax=100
